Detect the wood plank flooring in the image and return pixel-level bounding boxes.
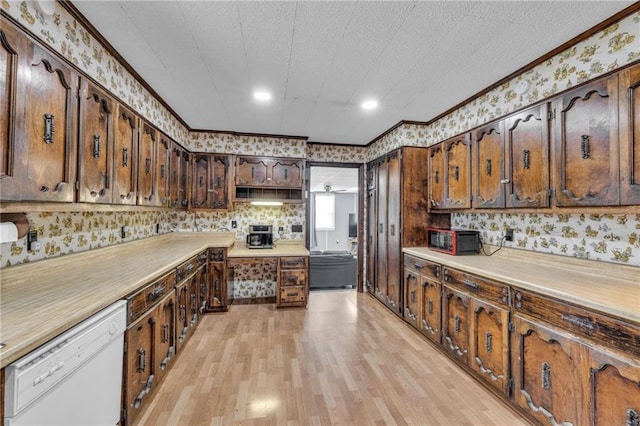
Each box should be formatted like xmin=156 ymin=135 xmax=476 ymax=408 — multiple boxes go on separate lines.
xmin=137 ymin=290 xmax=530 ymax=425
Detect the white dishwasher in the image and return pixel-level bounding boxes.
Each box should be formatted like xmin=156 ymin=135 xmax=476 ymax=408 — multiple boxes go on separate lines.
xmin=4 ymin=300 xmax=127 ymax=426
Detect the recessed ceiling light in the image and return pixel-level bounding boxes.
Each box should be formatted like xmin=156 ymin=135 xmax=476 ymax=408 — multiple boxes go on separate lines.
xmin=361 ymin=100 xmax=378 ymax=110
xmin=253 ymin=90 xmax=272 ymax=101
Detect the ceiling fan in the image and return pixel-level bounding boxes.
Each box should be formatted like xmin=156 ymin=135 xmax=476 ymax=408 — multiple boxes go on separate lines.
xmin=324 ymin=184 xmax=352 ymax=193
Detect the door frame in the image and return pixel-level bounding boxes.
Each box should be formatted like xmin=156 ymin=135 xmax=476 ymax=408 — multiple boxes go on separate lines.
xmin=305 ymin=161 xmax=365 ymax=292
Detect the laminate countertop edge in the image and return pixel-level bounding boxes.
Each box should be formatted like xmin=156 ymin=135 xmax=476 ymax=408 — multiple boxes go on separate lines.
xmin=0 ymin=233 xmax=307 ymax=368
xmin=402 ymin=247 xmax=640 ymax=325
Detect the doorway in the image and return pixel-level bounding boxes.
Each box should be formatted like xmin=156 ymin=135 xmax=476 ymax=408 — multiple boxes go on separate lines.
xmin=306 ymin=163 xmax=364 ymax=292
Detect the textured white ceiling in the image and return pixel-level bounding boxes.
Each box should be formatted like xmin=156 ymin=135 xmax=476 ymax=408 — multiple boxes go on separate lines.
xmin=73 ymin=1 xmax=634 ymax=145
xmin=310 ymin=166 xmax=359 ymax=193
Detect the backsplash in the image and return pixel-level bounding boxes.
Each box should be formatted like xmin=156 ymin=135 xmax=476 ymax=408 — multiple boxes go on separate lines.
xmin=451 ymin=212 xmax=640 ymax=265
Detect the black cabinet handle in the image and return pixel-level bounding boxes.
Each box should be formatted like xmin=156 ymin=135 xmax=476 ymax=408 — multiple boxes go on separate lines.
xmin=122 ymin=147 xmax=129 ymax=167
xmin=44 ymin=113 xmax=55 ymax=144
xmin=93 ymin=135 xmax=101 ymax=158
xmin=541 ymin=362 xmax=551 ymax=389
xmin=485 ymin=159 xmax=491 ymax=176
xmin=145 ymin=158 xmax=151 ymax=175
xmin=453 ymin=166 xmax=460 ymax=181
xmin=523 ymin=149 xmax=530 ymax=170
xmin=581 ymin=135 xmax=590 ymax=159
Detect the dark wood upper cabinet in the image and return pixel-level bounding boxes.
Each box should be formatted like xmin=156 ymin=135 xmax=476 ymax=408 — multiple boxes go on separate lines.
xmin=236 ymin=156 xmax=268 ymax=186
xmin=77 ymin=78 xmax=113 ymax=204
xmin=137 ymin=121 xmax=157 ymax=206
xmin=553 ymin=74 xmax=620 ymax=207
xmin=179 ymin=149 xmax=190 ymax=208
xmin=443 ymin=134 xmax=471 ymax=209
xmin=1 ymin=20 xmax=78 ymax=202
xmin=505 ymin=103 xmax=550 ymax=208
xmin=235 ymin=156 xmax=303 ymax=188
xmin=156 ymin=133 xmax=171 ymax=207
xmin=271 ymin=159 xmax=302 ymax=187
xmin=112 ymin=103 xmax=138 ymax=205
xmin=619 ymin=62 xmax=640 ymax=205
xmin=472 ymin=121 xmax=505 ymax=208
xmin=191 ymin=153 xmax=229 ymax=210
xmin=428 ymin=144 xmax=445 ymax=210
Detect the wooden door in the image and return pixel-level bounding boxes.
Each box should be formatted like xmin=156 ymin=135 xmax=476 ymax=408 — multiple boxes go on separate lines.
xmin=472 ymin=121 xmax=505 ymax=208
xmin=271 ymin=159 xmax=303 ymax=187
xmin=188 ymin=272 xmax=200 ymax=329
xmin=443 ymin=134 xmax=471 ymax=209
xmin=192 ymin=154 xmax=210 ymax=208
xmin=470 ymin=298 xmax=510 ymax=395
xmin=428 ymin=144 xmax=445 ymax=210
xmin=156 ymin=134 xmax=171 ymax=207
xmin=0 ymin=21 xmax=23 ymax=199
xmin=375 ymin=159 xmax=388 ymax=302
xmin=505 ymin=103 xmax=550 ymax=208
xmin=112 ymin=103 xmax=137 ymax=205
xmin=179 ymin=150 xmax=190 ymax=208
xmin=366 ymin=187 xmax=377 ymax=294
xmin=211 ymin=155 xmax=230 ymax=209
xmin=124 ymin=310 xmax=156 ymax=426
xmin=169 ymin=144 xmax=181 ymax=208
xmin=154 ymin=292 xmax=175 ymax=384
xmin=404 ymin=271 xmax=421 ymax=329
xmin=589 ymin=348 xmax=640 ymax=425
xmin=208 ymin=248 xmax=227 ymax=311
xmin=78 ymin=79 xmax=113 ymax=203
xmin=138 ymin=122 xmax=156 ymax=206
xmin=512 ymin=316 xmax=583 ymax=425
xmin=421 ymin=279 xmax=441 ymax=345
xmin=553 ymin=74 xmax=620 ymax=206
xmin=620 ymin=63 xmax=640 ymax=205
xmin=386 ymin=151 xmax=402 ymax=314
xmin=236 ymin=156 xmax=269 ymax=186
xmin=442 ymin=286 xmax=470 ymax=364
xmin=175 ymin=281 xmax=189 ymax=354
xmin=2 ymin=35 xmax=78 ymax=201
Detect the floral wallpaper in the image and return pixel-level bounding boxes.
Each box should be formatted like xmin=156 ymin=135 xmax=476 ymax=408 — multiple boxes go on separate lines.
xmin=306 ymin=143 xmax=368 ymax=163
xmin=452 ymin=213 xmax=640 ymax=266
xmin=172 ymin=203 xmax=306 ymax=242
xmin=0 ymin=210 xmax=173 ymax=267
xmin=230 ymin=263 xmax=277 ymax=299
xmin=189 ymin=132 xmax=307 ymax=158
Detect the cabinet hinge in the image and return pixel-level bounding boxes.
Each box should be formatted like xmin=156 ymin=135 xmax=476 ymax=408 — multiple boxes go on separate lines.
xmin=547 ymin=188 xmax=554 ymax=199
xmin=508 ymin=378 xmax=515 ymax=397
xmin=508 ymin=321 xmax=514 ymax=332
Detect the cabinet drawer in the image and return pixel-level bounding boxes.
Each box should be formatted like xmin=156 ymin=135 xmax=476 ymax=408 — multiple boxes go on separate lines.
xmin=127 ymin=270 xmax=176 ymax=323
xmin=177 ymin=254 xmax=203 ymax=281
xmin=281 ymin=269 xmax=306 ymax=287
xmin=209 ymin=247 xmax=226 ymax=262
xmin=280 ymin=256 xmax=308 ymax=269
xmin=442 ymin=267 xmax=509 ymax=307
xmin=513 ymin=288 xmax=640 ymax=356
xmin=279 ymin=286 xmax=306 ymax=304
xmin=404 ymin=254 xmax=441 ymax=282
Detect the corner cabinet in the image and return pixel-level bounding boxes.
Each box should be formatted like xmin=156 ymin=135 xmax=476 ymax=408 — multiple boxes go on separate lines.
xmin=0 ymin=19 xmax=78 ymax=202
xmin=234 ymin=156 xmax=304 ymax=202
xmin=367 ymin=148 xmax=449 ymax=316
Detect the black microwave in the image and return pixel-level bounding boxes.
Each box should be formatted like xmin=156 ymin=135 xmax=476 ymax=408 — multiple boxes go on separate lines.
xmin=426 ymin=228 xmax=480 ymax=255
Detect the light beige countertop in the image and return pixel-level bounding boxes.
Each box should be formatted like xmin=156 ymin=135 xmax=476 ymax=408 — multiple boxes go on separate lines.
xmin=0 ymin=232 xmax=242 ymax=368
xmin=228 ymin=240 xmax=309 ymax=258
xmin=403 ymin=247 xmax=640 ymax=324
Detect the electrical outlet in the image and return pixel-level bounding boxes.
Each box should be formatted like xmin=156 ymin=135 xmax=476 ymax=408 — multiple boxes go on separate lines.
xmin=27 ymin=230 xmax=38 ymax=251
xmin=231 ymin=220 xmax=237 ymax=229
xmin=278 ymin=226 xmax=284 ymax=233
xmin=505 ymin=229 xmax=514 ymax=242
xmin=155 ymin=223 xmax=160 ymax=234
xmin=292 ymin=224 xmax=303 ymax=233
xmin=121 ymin=226 xmax=127 ymax=239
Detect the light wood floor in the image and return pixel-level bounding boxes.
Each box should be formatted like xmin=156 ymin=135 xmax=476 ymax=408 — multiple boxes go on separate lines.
xmin=137 ymin=290 xmax=530 ymax=425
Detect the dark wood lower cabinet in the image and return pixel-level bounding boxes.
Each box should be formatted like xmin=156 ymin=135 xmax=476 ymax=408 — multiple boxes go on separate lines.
xmin=207 ymin=248 xmax=228 ymax=312
xmin=471 ymin=299 xmax=509 ymax=395
xmin=155 ymin=292 xmax=176 ymax=384
xmin=442 ymin=286 xmax=471 ymax=364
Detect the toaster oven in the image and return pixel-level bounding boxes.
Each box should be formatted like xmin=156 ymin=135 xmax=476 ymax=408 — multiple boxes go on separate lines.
xmin=426 ymin=228 xmax=480 ymax=255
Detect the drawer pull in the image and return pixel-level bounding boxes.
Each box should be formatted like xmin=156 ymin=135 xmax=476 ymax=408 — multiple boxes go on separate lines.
xmin=581 ymin=134 xmax=590 ymax=159
xmin=413 ymin=263 xmax=424 ymax=270
xmin=159 ymin=164 xmax=165 ymax=178
xmin=145 ymin=157 xmax=151 ymax=175
xmin=410 ymin=290 xmax=416 ymax=304
xmin=453 ymin=166 xmax=460 ymax=181
xmin=122 ymin=147 xmax=129 ymax=167
xmin=627 ymin=409 xmax=639 ymax=426
xmin=541 ymin=362 xmax=551 ymax=390
xmin=148 ymin=286 xmax=165 ymax=301
xmin=561 ymin=314 xmax=595 ymax=331
xmin=434 ymin=170 xmax=439 ymax=184
xmin=287 ymin=276 xmax=298 ymax=283
xmin=523 ymin=149 xmax=530 ymax=170
xmin=427 ymin=299 xmax=433 ymax=315
xmin=485 ymin=158 xmax=492 ymax=176
xmin=190 ymin=294 xmax=197 ymax=309
xmin=286 ymin=292 xmax=299 ymax=297
xmin=454 ymin=315 xmax=460 ymax=333
xmin=92 ymin=135 xmax=101 ymax=158
xmin=161 ymin=324 xmax=169 ymax=343
xmin=179 ymin=305 xmax=186 ymax=322
xmin=133 ymin=375 xmax=154 ymax=409
xmin=160 ymin=346 xmax=174 ymax=370
xmin=462 ymin=279 xmax=478 ymax=289
xmin=44 ymin=113 xmax=55 ymax=144
xmin=137 ymin=348 xmax=147 ymax=373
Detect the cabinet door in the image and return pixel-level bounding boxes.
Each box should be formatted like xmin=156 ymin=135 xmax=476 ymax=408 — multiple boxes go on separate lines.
xmin=236 ymin=157 xmax=269 ymax=186
xmin=386 ymin=152 xmax=402 ymax=314
xmin=443 ymin=134 xmax=471 ymax=209
xmin=404 ymin=271 xmax=421 ymax=329
xmin=0 ymin=21 xmax=21 ymax=189
xmin=554 ymin=74 xmax=619 ymax=206
xmin=3 ymin=37 xmax=78 ymax=201
xmin=271 ymin=159 xmax=303 ymax=187
xmin=421 ymin=279 xmax=441 ymax=344
xmin=175 ymin=281 xmax=189 ymax=354
xmin=211 ymin=155 xmax=230 ymax=209
xmin=138 ymin=122 xmax=156 ymax=206
xmin=442 ymin=286 xmax=470 ymax=364
xmin=156 ymin=134 xmax=171 ymax=207
xmin=179 ymin=150 xmax=190 ymax=208
xmin=505 ymin=103 xmax=550 ymax=208
xmin=78 ymin=79 xmax=113 ymax=203
xmin=512 ymin=316 xmax=583 ymax=425
xmin=428 ymin=144 xmax=446 ymax=210
xmin=472 ymin=121 xmax=505 ymax=208
xmin=124 ymin=311 xmax=155 ymax=426
xmin=112 ymin=103 xmax=137 ymax=204
xmin=192 ymin=154 xmax=210 ymax=208
xmin=470 ymin=299 xmax=510 ymax=395
xmin=620 ymin=63 xmax=640 ymax=205
xmin=375 ymin=159 xmax=389 ymax=302
xmin=589 ymin=349 xmax=640 ymax=426
xmin=154 ymin=292 xmax=175 ymax=384
xmin=366 ymin=187 xmax=377 ymax=294
xmin=208 ymin=248 xmax=227 ymax=311
xmin=188 ymin=272 xmax=200 ymax=329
